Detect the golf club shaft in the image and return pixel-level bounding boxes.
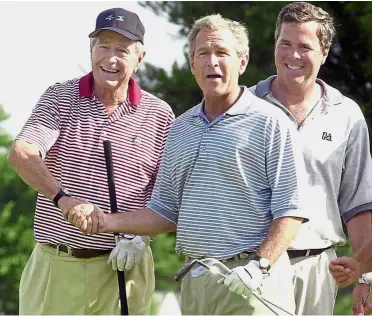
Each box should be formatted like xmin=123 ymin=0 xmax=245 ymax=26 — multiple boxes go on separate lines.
xmin=103 ymin=140 xmax=129 ymax=316
xmin=252 ymin=291 xmax=295 ymax=316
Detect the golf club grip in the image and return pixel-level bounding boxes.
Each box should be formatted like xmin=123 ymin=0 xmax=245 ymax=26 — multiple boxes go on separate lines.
xmin=103 ymin=140 xmax=129 ymax=316
xmin=103 ymin=140 xmax=118 ymax=213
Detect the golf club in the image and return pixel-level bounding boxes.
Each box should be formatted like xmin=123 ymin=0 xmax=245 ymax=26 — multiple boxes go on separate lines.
xmin=175 ymin=257 xmax=295 ymax=316
xmin=104 ymin=140 xmax=129 ymax=316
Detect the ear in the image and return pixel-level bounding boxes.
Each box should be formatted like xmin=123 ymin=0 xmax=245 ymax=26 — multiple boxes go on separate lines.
xmin=239 ymin=51 xmax=249 ymax=76
xmin=189 ymin=55 xmax=195 ymax=75
xmin=137 ymin=51 xmax=146 ymax=66
xmin=134 ymin=51 xmax=146 ymax=73
xmin=321 ymin=48 xmax=329 ymax=65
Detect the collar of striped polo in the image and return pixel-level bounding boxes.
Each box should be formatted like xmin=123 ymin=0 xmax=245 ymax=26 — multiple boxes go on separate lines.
xmin=79 ymin=72 xmax=142 ymax=106
xmin=192 ymin=86 xmax=253 ymax=117
xmin=254 ymin=75 xmax=343 ymax=105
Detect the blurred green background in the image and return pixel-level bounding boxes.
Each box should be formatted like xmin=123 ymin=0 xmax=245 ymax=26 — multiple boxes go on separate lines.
xmin=0 ymin=1 xmax=371 ymax=314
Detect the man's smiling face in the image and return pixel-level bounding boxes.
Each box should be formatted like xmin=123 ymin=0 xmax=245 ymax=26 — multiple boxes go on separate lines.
xmin=274 ymin=21 xmax=328 ymax=88
xmin=91 ymin=30 xmax=140 ymax=91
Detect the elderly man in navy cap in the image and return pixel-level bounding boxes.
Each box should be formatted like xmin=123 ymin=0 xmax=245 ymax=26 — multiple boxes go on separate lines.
xmin=8 ymin=7 xmax=174 ymax=315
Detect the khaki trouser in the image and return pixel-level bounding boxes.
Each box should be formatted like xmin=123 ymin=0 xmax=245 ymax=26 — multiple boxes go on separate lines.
xmin=19 ymin=243 xmax=155 ymax=315
xmin=290 ymin=247 xmax=337 ymax=315
xmin=181 ymin=252 xmax=295 ymax=315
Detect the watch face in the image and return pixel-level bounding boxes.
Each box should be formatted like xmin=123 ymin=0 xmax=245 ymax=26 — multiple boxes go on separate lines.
xmin=63 ymin=188 xmax=71 ymax=195
xmin=259 ymin=258 xmax=270 ymax=269
xmin=363 ymin=272 xmax=372 ymax=284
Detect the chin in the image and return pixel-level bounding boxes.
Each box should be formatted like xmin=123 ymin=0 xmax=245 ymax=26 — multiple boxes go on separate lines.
xmin=202 ymin=86 xmax=225 ymax=97
xmin=281 ymin=75 xmax=305 ymax=85
xmin=99 ymin=80 xmax=121 ymax=89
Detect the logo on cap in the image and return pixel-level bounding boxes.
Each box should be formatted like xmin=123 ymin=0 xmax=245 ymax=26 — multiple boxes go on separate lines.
xmin=105 ymin=14 xmax=125 ymax=22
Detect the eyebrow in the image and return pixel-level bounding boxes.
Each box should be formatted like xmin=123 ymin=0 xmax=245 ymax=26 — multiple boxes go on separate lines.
xmin=278 ymin=38 xmax=291 ymax=43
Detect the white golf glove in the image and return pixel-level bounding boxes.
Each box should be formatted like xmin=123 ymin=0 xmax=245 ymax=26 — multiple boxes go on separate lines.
xmin=217 ymin=260 xmax=265 ymax=297
xmin=107 ymin=235 xmax=149 ymax=271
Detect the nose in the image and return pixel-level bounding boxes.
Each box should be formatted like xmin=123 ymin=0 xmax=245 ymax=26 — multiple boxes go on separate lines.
xmin=289 ymin=48 xmax=301 ymax=59
xmin=103 ymin=48 xmax=119 ymax=63
xmin=207 ymin=53 xmax=219 ymax=67
xmin=107 ymin=55 xmax=118 ymax=63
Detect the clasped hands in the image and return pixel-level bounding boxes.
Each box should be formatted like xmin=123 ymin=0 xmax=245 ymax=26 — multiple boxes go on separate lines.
xmin=217 ymin=260 xmax=265 ymax=297
xmin=59 ymin=197 xmax=148 ymax=271
xmin=59 ymin=197 xmax=106 ymax=235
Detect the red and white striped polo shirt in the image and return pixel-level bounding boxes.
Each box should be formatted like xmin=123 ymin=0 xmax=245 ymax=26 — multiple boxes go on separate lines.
xmin=16 ymin=72 xmax=175 ymax=249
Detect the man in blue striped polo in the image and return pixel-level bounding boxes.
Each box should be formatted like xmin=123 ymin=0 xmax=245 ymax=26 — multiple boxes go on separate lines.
xmin=67 ymin=14 xmax=310 ymax=315
xmin=250 ymin=2 xmax=372 ymax=315
xmin=8 ymin=8 xmax=174 ymax=315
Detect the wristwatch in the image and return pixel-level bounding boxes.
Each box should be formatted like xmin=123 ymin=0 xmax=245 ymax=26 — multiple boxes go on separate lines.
xmin=122 ymin=234 xmax=136 ymax=240
xmin=53 ymin=188 xmax=72 ymax=207
xmin=254 ymin=255 xmax=271 ymax=272
xmin=359 ymin=272 xmax=372 ymax=285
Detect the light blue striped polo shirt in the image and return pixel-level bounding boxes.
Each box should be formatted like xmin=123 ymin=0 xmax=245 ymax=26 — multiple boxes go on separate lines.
xmin=148 ymin=87 xmax=309 ymax=259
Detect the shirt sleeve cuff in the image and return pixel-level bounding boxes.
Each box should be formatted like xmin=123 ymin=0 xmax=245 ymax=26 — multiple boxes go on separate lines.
xmin=147 ymin=201 xmax=178 ymax=224
xmin=272 ymin=207 xmax=309 ymax=223
xmin=343 ymin=204 xmax=372 ymax=223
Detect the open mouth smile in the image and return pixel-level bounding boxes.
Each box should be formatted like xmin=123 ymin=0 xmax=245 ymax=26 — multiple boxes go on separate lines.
xmin=100 ymin=66 xmax=119 ymax=74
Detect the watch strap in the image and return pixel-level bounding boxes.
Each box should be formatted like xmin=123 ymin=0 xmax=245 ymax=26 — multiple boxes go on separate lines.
xmin=53 ymin=188 xmax=71 ymax=207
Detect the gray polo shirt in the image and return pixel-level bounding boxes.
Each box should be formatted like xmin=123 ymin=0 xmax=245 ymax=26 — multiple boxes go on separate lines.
xmin=250 ymin=76 xmax=372 ymax=249
xmin=148 ymin=87 xmax=309 ymax=259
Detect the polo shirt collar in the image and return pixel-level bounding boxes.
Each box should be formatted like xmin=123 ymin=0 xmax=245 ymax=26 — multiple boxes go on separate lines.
xmin=79 ymin=72 xmax=142 ymax=106
xmin=191 ymin=86 xmax=254 ymax=118
xmin=255 ymin=75 xmax=343 ymax=105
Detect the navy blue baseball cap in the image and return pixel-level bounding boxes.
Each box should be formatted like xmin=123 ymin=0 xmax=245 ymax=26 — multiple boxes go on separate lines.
xmin=89 ymin=8 xmax=145 ymax=44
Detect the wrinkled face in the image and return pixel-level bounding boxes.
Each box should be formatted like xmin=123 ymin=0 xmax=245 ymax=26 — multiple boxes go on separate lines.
xmin=91 ymin=30 xmax=142 ymax=90
xmin=275 ymin=21 xmax=328 ymax=87
xmin=190 ymin=28 xmax=248 ymax=97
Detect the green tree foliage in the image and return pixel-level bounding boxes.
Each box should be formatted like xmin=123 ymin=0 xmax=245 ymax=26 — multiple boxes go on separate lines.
xmin=0 ymin=105 xmax=37 ymax=314
xmin=135 ymin=2 xmax=372 ymax=314
xmin=0 ymin=106 xmax=12 ymax=149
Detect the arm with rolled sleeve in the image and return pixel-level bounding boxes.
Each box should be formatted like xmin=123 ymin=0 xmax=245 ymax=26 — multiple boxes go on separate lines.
xmin=339 ymin=117 xmax=372 ymax=251
xmin=256 ymin=116 xmax=309 ymax=264
xmin=7 ymin=85 xmax=63 ymax=201
xmin=339 ymin=113 xmax=372 ymax=313
xmin=218 ymin=115 xmax=309 ymax=297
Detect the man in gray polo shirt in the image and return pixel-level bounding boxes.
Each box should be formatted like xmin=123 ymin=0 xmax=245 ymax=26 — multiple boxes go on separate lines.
xmin=67 ymin=13 xmax=310 ymax=315
xmin=249 ymin=2 xmax=372 ymax=315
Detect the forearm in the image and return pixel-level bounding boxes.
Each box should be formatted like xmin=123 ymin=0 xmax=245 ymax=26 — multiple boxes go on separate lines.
xmin=104 ymin=207 xmax=177 ymax=236
xmin=257 ymin=216 xmax=303 ymax=264
xmin=353 ymin=238 xmax=372 ymax=273
xmin=347 ymin=211 xmax=372 ymax=272
xmin=8 ymin=140 xmax=60 ymax=200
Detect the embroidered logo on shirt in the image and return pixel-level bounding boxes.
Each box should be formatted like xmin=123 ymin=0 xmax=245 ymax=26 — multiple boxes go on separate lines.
xmin=322 ymin=132 xmax=332 ymax=141
xmin=131 ymin=136 xmax=138 ymax=144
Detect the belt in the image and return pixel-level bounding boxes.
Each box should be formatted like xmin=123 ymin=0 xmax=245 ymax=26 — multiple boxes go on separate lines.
xmin=186 ymin=251 xmax=255 ymax=264
xmin=287 ymin=246 xmax=333 ymax=260
xmin=46 ymin=244 xmax=112 ymax=259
